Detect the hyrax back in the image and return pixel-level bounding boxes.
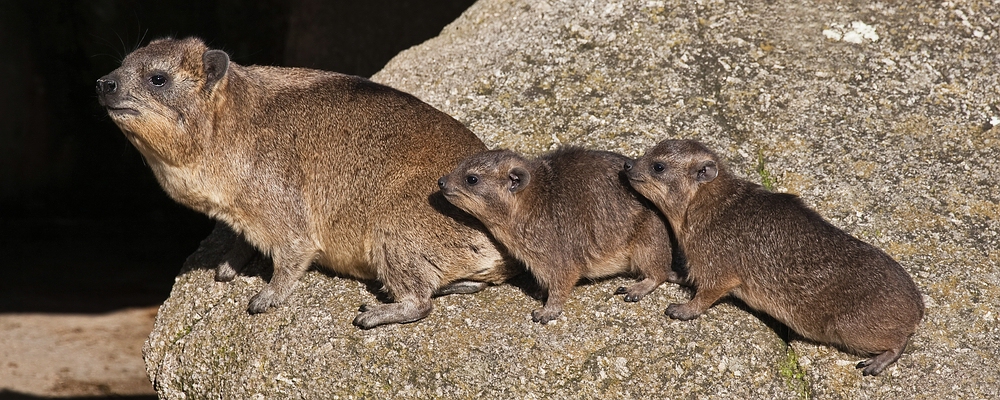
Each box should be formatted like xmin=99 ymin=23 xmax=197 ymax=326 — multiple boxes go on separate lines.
xmin=438 ymin=147 xmax=674 ymax=323
xmin=625 ymin=139 xmax=924 ymax=376
xmin=96 ymin=37 xmax=515 ymax=328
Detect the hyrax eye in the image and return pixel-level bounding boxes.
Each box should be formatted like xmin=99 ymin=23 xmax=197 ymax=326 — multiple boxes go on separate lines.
xmin=653 ymin=163 xmax=666 ymax=173
xmin=465 ymin=175 xmax=479 ymax=185
xmin=149 ymin=74 xmax=168 ymax=87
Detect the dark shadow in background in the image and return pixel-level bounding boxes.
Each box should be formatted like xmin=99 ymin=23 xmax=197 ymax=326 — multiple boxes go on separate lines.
xmin=0 ymin=0 xmax=475 ymax=314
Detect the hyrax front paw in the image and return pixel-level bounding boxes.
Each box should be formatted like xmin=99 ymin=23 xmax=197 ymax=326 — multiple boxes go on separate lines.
xmin=665 ymin=302 xmax=702 ymax=321
xmin=531 ymin=307 xmax=562 ymax=324
xmin=247 ymin=287 xmax=282 ymax=314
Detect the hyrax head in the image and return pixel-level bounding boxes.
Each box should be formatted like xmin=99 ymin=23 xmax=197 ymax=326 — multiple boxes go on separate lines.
xmin=437 ymin=150 xmax=532 ymax=224
xmin=625 ymin=139 xmax=720 ymax=211
xmin=96 ymin=37 xmax=231 ymax=167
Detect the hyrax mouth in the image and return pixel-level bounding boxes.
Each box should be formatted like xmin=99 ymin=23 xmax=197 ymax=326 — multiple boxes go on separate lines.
xmin=625 ymin=171 xmax=647 ymax=183
xmin=107 ymin=107 xmax=140 ymax=116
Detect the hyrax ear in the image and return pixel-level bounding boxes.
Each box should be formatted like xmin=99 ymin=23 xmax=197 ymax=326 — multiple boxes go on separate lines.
xmin=694 ymin=160 xmax=718 ymax=183
xmin=509 ymin=166 xmax=531 ymax=193
xmin=202 ymin=50 xmax=230 ymax=90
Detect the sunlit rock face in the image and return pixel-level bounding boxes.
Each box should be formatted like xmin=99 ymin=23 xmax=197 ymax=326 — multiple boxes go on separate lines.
xmin=145 ymin=1 xmax=1000 ymax=398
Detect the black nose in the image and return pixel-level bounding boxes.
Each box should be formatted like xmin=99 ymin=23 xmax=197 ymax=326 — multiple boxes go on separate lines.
xmin=623 ymin=160 xmax=633 ymax=171
xmin=437 ymin=177 xmax=447 ymax=190
xmin=96 ymin=78 xmax=117 ymax=95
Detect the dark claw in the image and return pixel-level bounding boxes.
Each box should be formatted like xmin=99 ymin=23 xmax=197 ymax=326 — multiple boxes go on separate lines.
xmin=624 ymin=294 xmax=640 ymax=302
xmin=358 ymin=304 xmax=370 ymax=312
xmin=614 ymin=286 xmax=628 ymax=295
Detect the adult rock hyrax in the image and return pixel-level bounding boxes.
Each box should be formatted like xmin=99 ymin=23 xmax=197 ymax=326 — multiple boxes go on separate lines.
xmin=437 ymin=147 xmax=676 ymax=323
xmin=95 ymin=37 xmax=516 ymax=329
xmin=624 ymin=139 xmax=924 ymax=376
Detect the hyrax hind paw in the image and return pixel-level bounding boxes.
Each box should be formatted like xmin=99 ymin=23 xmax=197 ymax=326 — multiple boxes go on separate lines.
xmin=215 ymin=261 xmax=238 ymax=282
xmin=353 ymin=300 xmax=432 ymax=329
xmin=247 ymin=287 xmax=282 ymax=314
xmin=666 ymin=270 xmax=686 ymax=284
xmin=435 ymin=280 xmax=489 ymax=296
xmin=665 ymin=303 xmax=702 ymax=321
xmin=855 ymin=347 xmax=904 ymax=376
xmin=531 ymin=307 xmax=562 ymax=324
xmin=856 ymin=358 xmax=887 ymax=376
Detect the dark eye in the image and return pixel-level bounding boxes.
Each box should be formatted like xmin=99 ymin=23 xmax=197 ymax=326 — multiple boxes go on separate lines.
xmin=149 ymin=74 xmax=167 ymax=87
xmin=653 ymin=163 xmax=665 ymax=173
xmin=465 ymin=175 xmax=479 ymax=185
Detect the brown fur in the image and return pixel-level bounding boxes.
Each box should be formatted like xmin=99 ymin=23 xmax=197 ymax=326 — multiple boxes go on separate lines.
xmin=96 ymin=37 xmax=516 ymax=329
xmin=438 ymin=147 xmax=675 ymax=323
xmin=625 ymin=139 xmax=924 ymax=376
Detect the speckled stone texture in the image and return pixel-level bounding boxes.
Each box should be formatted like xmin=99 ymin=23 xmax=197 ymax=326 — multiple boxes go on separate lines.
xmin=145 ymin=0 xmax=999 ymax=398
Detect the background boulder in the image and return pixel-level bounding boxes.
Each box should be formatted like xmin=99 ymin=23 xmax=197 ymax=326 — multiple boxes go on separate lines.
xmin=145 ymin=0 xmax=1000 ymax=397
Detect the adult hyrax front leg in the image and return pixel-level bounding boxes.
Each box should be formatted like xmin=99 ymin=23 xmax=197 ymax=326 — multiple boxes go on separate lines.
xmin=96 ymin=37 xmax=515 ymax=328
xmin=625 ymin=139 xmax=924 ymax=376
xmin=438 ymin=147 xmax=673 ymax=323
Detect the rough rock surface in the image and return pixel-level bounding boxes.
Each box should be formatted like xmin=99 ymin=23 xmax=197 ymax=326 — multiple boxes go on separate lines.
xmin=145 ymin=0 xmax=999 ymax=398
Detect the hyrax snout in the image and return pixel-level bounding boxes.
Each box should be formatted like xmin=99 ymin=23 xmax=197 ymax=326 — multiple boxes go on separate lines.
xmin=97 ymin=37 xmax=516 ymax=328
xmin=438 ymin=147 xmax=676 ymax=323
xmin=626 ymin=139 xmax=924 ymax=376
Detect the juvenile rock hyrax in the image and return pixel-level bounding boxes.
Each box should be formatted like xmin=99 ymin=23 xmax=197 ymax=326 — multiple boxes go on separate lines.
xmin=438 ymin=147 xmax=675 ymax=323
xmin=95 ymin=37 xmax=516 ymax=328
xmin=625 ymin=139 xmax=923 ymax=375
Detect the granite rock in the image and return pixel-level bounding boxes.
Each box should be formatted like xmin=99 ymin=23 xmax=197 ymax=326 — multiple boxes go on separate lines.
xmin=145 ymin=0 xmax=999 ymax=397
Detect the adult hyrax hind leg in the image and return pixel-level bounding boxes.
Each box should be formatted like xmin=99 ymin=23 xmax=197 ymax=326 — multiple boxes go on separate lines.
xmin=353 ymin=239 xmax=437 ymax=329
xmin=214 ymin=230 xmax=256 ymax=282
xmin=354 ymin=293 xmax=433 ymax=329
xmin=435 ymin=280 xmax=489 ymax=296
xmin=247 ymin=240 xmax=318 ymax=314
xmin=615 ymin=217 xmax=673 ymax=302
xmin=354 ymin=226 xmax=446 ymax=329
xmin=188 ymin=222 xmax=257 ymax=282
